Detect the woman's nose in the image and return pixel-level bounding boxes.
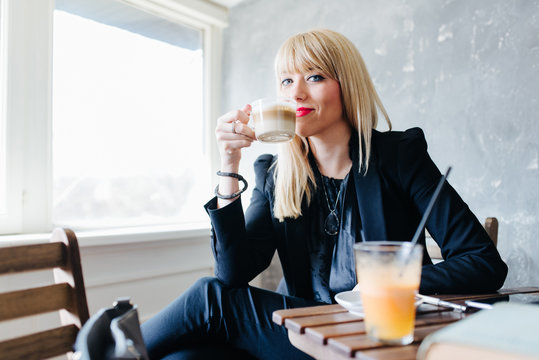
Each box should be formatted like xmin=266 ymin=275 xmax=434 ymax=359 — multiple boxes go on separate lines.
xmin=289 ymin=81 xmax=307 ymax=101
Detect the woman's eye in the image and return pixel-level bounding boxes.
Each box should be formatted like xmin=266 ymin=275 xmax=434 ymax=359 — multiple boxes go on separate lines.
xmin=281 ymin=78 xmax=292 ymax=86
xmin=308 ymin=74 xmax=325 ymax=82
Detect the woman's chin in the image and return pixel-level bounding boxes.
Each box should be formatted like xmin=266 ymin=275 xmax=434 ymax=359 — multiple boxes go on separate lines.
xmin=295 ymin=126 xmax=312 ymax=138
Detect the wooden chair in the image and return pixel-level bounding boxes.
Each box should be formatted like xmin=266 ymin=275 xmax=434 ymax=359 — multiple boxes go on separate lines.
xmin=483 ymin=217 xmax=499 ymax=246
xmin=426 ymin=217 xmax=499 ymax=260
xmin=0 ymin=228 xmax=89 ymax=359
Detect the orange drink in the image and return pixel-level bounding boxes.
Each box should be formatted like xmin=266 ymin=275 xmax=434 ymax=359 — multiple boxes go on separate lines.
xmin=361 ymin=283 xmax=418 ymax=340
xmin=354 ymin=242 xmax=423 ymax=345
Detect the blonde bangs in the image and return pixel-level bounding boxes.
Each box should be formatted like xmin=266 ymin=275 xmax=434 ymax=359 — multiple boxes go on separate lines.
xmin=275 ymin=32 xmax=338 ymax=81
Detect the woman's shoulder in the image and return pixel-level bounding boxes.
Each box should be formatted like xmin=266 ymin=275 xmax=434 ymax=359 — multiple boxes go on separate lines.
xmin=372 ymin=127 xmax=428 ymax=155
xmin=373 ymin=127 xmax=426 ymax=144
xmin=369 ymin=127 xmax=430 ymax=176
xmin=253 ymin=153 xmax=277 ymax=189
xmin=254 ymin=153 xmax=277 ymax=172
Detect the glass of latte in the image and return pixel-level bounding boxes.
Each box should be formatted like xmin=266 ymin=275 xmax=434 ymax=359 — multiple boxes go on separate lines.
xmin=251 ymin=97 xmax=296 ymax=143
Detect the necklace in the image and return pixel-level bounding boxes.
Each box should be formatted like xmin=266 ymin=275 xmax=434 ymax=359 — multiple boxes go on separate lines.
xmin=320 ymin=177 xmax=342 ymax=236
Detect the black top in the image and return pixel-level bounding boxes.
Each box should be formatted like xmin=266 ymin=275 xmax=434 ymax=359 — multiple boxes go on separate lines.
xmin=309 ymin=174 xmax=354 ymax=303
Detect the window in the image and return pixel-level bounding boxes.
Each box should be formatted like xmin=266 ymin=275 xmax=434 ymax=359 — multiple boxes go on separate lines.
xmin=53 ymin=1 xmax=208 ymax=229
xmin=0 ymin=0 xmax=226 ymax=235
xmin=0 ymin=0 xmax=15 ymax=233
xmin=0 ymin=108 xmax=5 ymax=217
xmin=0 ymin=0 xmax=5 ymax=216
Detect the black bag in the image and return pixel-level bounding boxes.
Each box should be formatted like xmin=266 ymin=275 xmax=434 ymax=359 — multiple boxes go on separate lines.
xmin=73 ymin=298 xmax=149 ymax=360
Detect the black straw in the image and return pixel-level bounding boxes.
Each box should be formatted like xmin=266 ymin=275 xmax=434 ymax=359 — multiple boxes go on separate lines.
xmin=399 ymin=166 xmax=452 ymax=276
xmin=410 ymin=166 xmax=452 ymax=247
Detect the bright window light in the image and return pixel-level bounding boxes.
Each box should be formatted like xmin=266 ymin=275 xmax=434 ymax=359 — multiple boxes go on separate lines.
xmin=52 ymin=5 xmax=209 ymax=230
xmin=0 ymin=0 xmax=6 ymax=217
xmin=0 ymin=115 xmax=5 ymax=217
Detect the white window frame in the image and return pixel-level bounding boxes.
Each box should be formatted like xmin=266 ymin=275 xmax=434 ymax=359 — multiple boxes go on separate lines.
xmin=0 ymin=0 xmax=226 ymax=236
xmin=0 ymin=0 xmax=8 ymax=220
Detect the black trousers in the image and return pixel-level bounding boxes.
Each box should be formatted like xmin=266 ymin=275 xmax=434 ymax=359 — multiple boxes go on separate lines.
xmin=140 ymin=277 xmax=321 ymax=360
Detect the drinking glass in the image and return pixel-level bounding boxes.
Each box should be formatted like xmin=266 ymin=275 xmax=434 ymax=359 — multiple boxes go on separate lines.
xmin=354 ymin=241 xmax=423 ymax=345
xmin=250 ymin=97 xmax=296 ymax=143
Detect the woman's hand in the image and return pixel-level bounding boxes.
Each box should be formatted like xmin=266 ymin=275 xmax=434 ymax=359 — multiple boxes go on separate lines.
xmin=215 ymin=104 xmax=256 ymax=207
xmin=216 ymin=104 xmax=256 ymax=170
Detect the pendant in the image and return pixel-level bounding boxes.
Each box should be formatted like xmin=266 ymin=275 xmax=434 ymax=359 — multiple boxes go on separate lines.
xmin=324 ymin=210 xmax=340 ymax=236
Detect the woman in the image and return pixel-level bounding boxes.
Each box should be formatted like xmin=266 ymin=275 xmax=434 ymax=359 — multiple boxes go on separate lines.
xmin=141 ymin=29 xmax=507 ymax=360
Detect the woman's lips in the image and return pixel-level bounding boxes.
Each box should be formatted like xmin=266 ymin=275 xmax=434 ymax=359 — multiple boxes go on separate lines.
xmin=296 ymin=107 xmax=313 ymax=117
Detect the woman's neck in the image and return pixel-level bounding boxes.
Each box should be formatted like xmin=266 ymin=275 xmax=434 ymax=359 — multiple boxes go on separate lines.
xmin=309 ymin=127 xmax=353 ymax=179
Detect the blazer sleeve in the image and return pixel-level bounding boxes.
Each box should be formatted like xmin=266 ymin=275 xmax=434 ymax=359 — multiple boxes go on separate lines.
xmin=204 ymin=154 xmax=278 ymax=286
xmin=397 ymin=128 xmax=508 ymax=294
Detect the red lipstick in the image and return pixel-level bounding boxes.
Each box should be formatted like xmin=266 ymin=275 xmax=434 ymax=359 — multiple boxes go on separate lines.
xmin=296 ymin=107 xmax=313 ymax=117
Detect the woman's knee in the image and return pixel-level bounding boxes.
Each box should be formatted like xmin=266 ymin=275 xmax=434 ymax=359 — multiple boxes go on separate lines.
xmin=192 ymin=276 xmax=224 ymax=290
xmin=141 ymin=277 xmax=228 ymax=352
xmin=190 ymin=276 xmax=225 ymax=298
xmin=183 ymin=277 xmax=228 ymax=312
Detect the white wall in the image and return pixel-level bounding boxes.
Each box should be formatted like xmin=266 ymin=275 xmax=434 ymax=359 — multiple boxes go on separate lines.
xmin=79 ymin=231 xmax=213 ymax=320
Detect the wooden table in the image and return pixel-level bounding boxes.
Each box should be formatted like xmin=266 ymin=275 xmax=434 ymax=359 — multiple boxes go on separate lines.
xmin=272 ymin=287 xmax=539 ymax=360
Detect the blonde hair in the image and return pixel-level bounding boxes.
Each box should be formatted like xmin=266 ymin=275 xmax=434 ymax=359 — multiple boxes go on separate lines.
xmin=272 ymin=29 xmax=391 ymax=221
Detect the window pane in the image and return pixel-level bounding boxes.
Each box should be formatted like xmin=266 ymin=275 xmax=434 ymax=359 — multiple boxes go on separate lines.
xmin=52 ymin=1 xmax=209 ymax=230
xmin=0 ymin=110 xmax=5 ymax=218
xmin=0 ymin=0 xmax=6 ymax=216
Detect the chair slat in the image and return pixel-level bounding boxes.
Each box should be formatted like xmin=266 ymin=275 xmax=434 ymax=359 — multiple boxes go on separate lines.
xmin=0 ymin=242 xmax=66 ymax=274
xmin=484 ymin=217 xmax=499 ymax=246
xmin=0 ymin=283 xmax=74 ymax=321
xmin=0 ymin=228 xmax=89 ymax=359
xmin=0 ymin=324 xmax=79 ymax=360
xmin=53 ymin=228 xmax=90 ymax=325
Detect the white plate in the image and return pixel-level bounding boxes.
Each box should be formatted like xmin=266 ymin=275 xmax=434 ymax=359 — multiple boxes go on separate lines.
xmin=335 ymin=290 xmax=425 ymax=317
xmin=334 ymin=290 xmax=364 ymax=317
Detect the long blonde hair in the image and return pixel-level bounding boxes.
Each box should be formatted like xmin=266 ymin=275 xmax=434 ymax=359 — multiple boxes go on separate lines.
xmin=273 ymin=29 xmax=391 ymax=221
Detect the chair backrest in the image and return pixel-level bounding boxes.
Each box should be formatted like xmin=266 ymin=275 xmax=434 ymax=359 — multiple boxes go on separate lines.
xmin=426 ymin=217 xmax=499 ymax=261
xmin=483 ymin=217 xmax=498 ymax=247
xmin=0 ymin=228 xmax=89 ymax=359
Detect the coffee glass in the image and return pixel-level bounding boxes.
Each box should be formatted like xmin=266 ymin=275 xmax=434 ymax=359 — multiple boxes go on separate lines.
xmin=354 ymin=242 xmax=423 ymax=345
xmin=251 ymin=97 xmax=296 ymax=143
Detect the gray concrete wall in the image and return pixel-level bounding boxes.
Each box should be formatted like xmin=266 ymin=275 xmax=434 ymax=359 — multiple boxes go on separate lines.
xmin=221 ymin=0 xmax=539 ymax=288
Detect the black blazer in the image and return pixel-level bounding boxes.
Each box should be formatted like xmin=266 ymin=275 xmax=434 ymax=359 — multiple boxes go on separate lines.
xmin=205 ymin=128 xmax=508 ymax=297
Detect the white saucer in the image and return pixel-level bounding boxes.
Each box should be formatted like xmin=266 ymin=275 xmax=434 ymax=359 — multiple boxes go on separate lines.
xmin=335 ymin=290 xmax=424 ymax=317
xmin=334 ymin=290 xmax=364 ymax=317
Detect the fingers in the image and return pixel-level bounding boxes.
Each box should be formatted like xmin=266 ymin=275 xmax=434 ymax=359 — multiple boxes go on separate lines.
xmin=219 ymin=108 xmax=249 ymax=126
xmin=236 ymin=105 xmax=254 ymax=138
xmin=216 ymin=106 xmax=256 ymax=157
xmin=216 ymin=119 xmax=255 ymax=141
xmin=231 ymin=120 xmax=256 ymax=140
xmin=216 ymin=107 xmax=256 ymax=141
xmin=240 ymin=104 xmax=252 ymax=120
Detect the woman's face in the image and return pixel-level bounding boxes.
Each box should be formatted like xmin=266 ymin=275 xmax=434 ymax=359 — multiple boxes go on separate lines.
xmin=279 ymin=71 xmax=346 ymax=138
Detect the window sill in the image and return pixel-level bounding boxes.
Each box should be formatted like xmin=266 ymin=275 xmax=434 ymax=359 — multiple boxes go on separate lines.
xmin=0 ymin=221 xmax=211 ymax=248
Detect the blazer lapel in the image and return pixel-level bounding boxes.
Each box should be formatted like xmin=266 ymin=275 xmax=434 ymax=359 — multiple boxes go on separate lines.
xmin=352 ymin=149 xmax=388 ymax=242
xmin=280 ymin=210 xmax=313 ymax=299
